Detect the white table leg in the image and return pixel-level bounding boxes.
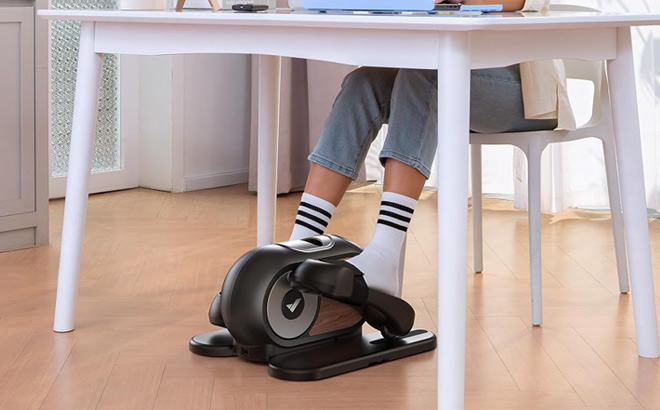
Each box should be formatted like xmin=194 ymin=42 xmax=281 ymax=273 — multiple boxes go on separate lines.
xmin=607 ymin=27 xmax=659 ymax=358
xmin=436 ymin=31 xmax=472 ymax=410
xmin=53 ymin=22 xmax=103 ymax=332
xmin=256 ymin=55 xmax=281 ymax=247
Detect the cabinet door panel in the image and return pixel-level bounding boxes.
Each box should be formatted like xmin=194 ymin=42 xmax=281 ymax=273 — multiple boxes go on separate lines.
xmin=0 ymin=7 xmax=34 ymax=217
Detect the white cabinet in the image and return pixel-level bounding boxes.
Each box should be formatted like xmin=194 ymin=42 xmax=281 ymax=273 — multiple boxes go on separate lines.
xmin=0 ymin=4 xmax=48 ymax=251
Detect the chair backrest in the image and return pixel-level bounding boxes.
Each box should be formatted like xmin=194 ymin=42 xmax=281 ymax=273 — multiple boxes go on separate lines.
xmin=562 ymin=59 xmax=609 ymax=128
xmin=542 ymin=4 xmax=609 ymax=129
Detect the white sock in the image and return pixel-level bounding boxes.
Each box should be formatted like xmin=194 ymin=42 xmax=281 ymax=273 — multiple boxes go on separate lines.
xmin=347 ymin=192 xmax=417 ymax=296
xmin=289 ymin=193 xmax=336 ymax=241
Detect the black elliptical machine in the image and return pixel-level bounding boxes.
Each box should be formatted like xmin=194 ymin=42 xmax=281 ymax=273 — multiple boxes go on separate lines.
xmin=189 ymin=234 xmax=436 ymax=380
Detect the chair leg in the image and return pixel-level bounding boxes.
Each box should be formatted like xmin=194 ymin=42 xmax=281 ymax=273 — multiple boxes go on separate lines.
xmin=527 ymin=147 xmax=543 ymax=326
xmin=602 ymin=138 xmax=630 ymax=293
xmin=471 ymin=144 xmax=484 ymax=273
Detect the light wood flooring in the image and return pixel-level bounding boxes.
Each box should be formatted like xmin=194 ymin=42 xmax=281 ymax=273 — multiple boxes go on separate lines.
xmin=1 ymin=184 xmax=660 ymax=410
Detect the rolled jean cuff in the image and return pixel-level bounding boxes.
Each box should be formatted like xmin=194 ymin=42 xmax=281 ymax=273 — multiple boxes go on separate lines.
xmin=379 ymin=150 xmax=432 ymax=179
xmin=308 ymin=152 xmax=361 ymax=180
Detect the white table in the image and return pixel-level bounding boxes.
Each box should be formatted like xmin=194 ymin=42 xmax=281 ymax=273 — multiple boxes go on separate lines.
xmin=40 ymin=8 xmax=660 ymax=409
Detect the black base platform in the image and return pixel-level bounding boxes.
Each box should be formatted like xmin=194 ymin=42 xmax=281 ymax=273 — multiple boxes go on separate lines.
xmin=189 ymin=329 xmax=237 ymax=357
xmin=189 ymin=328 xmax=436 ymax=381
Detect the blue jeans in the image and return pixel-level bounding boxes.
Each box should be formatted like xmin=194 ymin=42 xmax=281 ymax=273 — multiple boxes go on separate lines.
xmin=309 ymin=65 xmax=558 ymax=179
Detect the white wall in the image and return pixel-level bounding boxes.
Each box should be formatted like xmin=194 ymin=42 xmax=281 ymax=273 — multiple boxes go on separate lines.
xmin=139 ymin=55 xmax=173 ymax=191
xmin=179 ymin=54 xmax=252 ymax=191
xmin=137 ymin=53 xmax=252 ymax=192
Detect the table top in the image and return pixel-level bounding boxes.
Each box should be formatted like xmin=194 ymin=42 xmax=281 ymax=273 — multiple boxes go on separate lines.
xmin=39 ymin=9 xmax=660 ymax=31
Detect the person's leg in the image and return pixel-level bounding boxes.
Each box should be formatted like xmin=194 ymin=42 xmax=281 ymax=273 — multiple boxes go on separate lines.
xmin=289 ymin=164 xmax=349 ymax=240
xmin=348 ymin=69 xmax=437 ymax=295
xmin=290 ymin=67 xmax=399 ymax=240
xmin=304 ymin=163 xmax=353 ymax=207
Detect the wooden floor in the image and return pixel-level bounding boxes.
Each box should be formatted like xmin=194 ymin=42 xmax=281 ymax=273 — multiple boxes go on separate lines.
xmin=1 ymin=184 xmax=660 ymax=410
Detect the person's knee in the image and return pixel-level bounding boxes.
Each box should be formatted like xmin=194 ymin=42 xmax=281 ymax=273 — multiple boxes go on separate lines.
xmin=341 ymin=66 xmax=397 ymax=94
xmin=395 ymin=69 xmax=437 ymax=89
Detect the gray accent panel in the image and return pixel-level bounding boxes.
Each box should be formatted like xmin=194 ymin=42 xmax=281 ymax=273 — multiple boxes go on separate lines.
xmin=0 ymin=5 xmax=48 ymax=251
xmin=0 ymin=212 xmax=38 ymax=232
xmin=0 ymin=228 xmax=36 ymax=252
xmin=0 ymin=8 xmax=34 ymax=216
xmin=266 ymin=273 xmax=319 ymax=340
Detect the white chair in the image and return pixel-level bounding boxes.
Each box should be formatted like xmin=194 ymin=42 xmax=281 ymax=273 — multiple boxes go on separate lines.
xmin=470 ymin=28 xmax=630 ymax=326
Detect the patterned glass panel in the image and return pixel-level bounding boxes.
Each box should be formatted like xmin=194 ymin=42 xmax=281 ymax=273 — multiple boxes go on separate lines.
xmin=51 ymin=0 xmax=120 ymax=177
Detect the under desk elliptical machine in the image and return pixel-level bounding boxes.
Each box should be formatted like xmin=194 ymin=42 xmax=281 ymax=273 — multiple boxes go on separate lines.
xmin=189 ymin=234 xmax=436 ymax=380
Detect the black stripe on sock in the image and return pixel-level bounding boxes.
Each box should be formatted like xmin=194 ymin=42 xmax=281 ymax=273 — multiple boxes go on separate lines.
xmin=377 ymin=218 xmax=408 ymax=232
xmin=300 ymin=202 xmax=332 ymax=219
xmin=381 ymin=200 xmax=414 ymax=214
xmin=379 ymin=210 xmax=411 ymax=223
xmin=297 ymin=210 xmax=329 ymax=227
xmin=295 ymin=219 xmax=324 ymax=235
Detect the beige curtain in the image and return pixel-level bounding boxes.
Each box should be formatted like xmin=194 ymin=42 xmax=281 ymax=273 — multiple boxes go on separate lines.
xmin=248 ymin=57 xmax=357 ymax=193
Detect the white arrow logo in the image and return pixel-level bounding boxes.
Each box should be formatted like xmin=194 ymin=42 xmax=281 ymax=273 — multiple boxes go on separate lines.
xmin=286 ymin=298 xmax=302 ymax=313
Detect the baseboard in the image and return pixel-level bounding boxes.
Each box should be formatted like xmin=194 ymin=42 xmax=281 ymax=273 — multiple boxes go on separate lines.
xmin=183 ymin=169 xmax=249 ymax=192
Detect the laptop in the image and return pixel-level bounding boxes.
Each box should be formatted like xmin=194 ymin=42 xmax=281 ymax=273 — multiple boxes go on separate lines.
xmin=300 ymin=0 xmax=503 ymax=12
